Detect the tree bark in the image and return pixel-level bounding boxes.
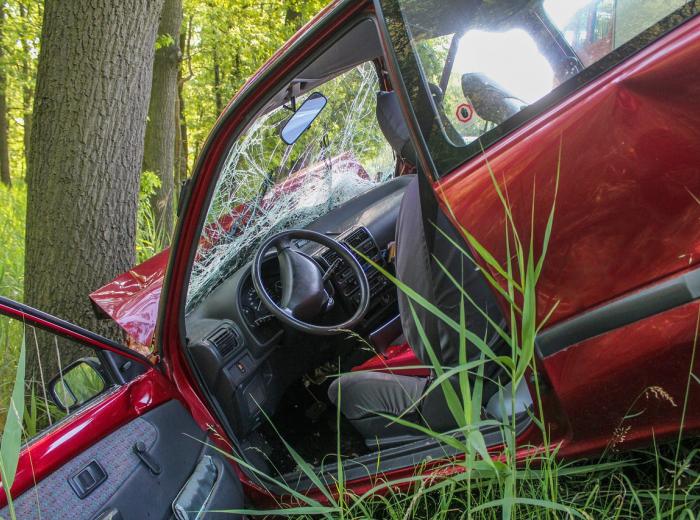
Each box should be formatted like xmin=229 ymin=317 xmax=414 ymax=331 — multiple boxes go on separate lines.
xmin=143 ymin=0 xmax=182 ymax=242
xmin=25 ymin=0 xmax=164 ymax=377
xmin=213 ymin=48 xmax=223 ymax=115
xmin=175 ymin=21 xmax=190 ymax=190
xmin=0 ymin=2 xmax=11 ymax=188
xmin=175 ymin=70 xmax=189 ymax=188
xmin=20 ymin=2 xmax=33 ymax=175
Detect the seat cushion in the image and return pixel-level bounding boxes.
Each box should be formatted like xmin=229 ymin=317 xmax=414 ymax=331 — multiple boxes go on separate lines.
xmin=328 ymin=371 xmax=427 ymax=442
xmin=350 ymin=342 xmax=431 ymax=378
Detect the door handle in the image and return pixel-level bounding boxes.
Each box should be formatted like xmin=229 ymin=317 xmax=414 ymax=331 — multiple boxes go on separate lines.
xmin=69 ymin=460 xmax=107 ymax=498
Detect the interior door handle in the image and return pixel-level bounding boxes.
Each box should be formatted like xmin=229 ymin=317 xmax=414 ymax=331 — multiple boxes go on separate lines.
xmin=68 ymin=460 xmax=107 ymax=499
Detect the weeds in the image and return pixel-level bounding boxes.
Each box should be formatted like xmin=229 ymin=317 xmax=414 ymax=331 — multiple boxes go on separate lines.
xmin=0 ymin=335 xmax=25 ymax=520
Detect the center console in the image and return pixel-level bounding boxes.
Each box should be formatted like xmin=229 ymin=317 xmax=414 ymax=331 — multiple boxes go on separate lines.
xmin=315 ymin=226 xmax=398 ymax=331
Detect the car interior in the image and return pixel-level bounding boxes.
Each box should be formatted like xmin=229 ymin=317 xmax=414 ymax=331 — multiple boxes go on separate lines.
xmin=182 ymin=14 xmax=540 ymax=483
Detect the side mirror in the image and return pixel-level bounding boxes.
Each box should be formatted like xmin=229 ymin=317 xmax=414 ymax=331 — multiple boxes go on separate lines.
xmin=48 ymin=358 xmax=107 ymax=412
xmin=279 ymin=92 xmax=327 ymax=145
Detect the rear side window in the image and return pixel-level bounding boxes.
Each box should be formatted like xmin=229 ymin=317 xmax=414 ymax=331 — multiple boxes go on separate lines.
xmin=545 ymin=0 xmax=688 ymax=67
xmin=380 ymin=0 xmax=698 ymax=176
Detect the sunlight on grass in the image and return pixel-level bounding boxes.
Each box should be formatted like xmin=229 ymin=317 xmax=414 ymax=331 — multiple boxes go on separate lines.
xmin=0 ymin=183 xmax=26 ymax=303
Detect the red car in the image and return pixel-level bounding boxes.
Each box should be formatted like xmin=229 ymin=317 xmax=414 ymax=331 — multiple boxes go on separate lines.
xmin=2 ymin=0 xmax=700 ymax=517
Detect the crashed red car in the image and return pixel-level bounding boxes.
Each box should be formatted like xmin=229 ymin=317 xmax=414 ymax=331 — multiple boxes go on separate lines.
xmin=2 ymin=0 xmax=700 ymax=518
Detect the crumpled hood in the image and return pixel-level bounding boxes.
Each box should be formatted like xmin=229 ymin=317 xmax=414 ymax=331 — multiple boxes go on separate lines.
xmin=90 ymin=249 xmax=169 ymax=346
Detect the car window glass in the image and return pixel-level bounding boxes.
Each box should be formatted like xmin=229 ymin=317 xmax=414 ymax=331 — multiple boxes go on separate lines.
xmin=0 ymin=315 xmax=114 ymax=441
xmin=416 ymin=28 xmax=556 ymax=146
xmin=187 ymin=62 xmax=395 ymax=309
xmin=544 ymin=0 xmax=688 ymax=67
xmin=382 ymin=0 xmax=696 ymax=175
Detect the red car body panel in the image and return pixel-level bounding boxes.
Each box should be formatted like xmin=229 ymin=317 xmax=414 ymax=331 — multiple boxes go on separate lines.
xmin=89 ymin=250 xmax=168 ymax=346
xmin=437 ymin=16 xmax=700 ymax=328
xmin=546 ymin=301 xmax=700 ymax=456
xmin=437 ymin=12 xmax=700 ymax=464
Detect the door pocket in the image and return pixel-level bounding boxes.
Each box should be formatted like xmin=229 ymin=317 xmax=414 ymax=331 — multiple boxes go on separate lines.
xmin=172 ymin=455 xmax=219 ymax=520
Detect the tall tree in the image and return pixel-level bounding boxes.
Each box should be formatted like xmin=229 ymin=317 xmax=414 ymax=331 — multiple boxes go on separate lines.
xmin=25 ymin=0 xmax=164 ymax=375
xmin=175 ymin=16 xmax=193 ymax=188
xmin=212 ymin=47 xmax=223 ymax=115
xmin=19 ymin=2 xmax=33 ymax=172
xmin=143 ymin=0 xmax=183 ymax=241
xmin=0 ymin=2 xmax=10 ymax=187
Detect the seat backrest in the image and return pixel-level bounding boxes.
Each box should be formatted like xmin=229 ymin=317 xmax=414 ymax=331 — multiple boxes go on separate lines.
xmin=394 ymin=175 xmax=507 ymax=429
xmin=376 ymin=90 xmax=418 ymax=164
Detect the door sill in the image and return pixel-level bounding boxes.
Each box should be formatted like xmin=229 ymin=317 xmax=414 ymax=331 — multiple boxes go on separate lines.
xmin=279 ymin=411 xmax=533 ymax=492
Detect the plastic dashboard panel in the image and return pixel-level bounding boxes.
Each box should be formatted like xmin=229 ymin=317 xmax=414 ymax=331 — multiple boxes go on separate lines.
xmin=183 ymin=176 xmax=413 ymax=438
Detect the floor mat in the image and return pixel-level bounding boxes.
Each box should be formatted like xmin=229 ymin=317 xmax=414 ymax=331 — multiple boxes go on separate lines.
xmin=255 ymin=378 xmax=370 ymax=474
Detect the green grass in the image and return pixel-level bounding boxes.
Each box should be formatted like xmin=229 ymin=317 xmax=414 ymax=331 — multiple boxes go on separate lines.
xmin=0 ymin=184 xmax=26 ymax=432
xmin=0 ymin=183 xmax=25 ymax=303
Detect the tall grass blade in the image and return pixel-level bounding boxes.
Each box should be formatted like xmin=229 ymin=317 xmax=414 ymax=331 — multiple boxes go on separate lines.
xmin=0 ymin=336 xmax=25 ymax=520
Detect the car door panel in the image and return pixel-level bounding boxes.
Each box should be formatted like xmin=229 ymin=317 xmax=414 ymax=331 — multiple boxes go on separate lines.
xmin=433 ymin=14 xmax=700 ymax=453
xmin=543 ymin=300 xmax=700 ymax=457
xmin=1 ymin=400 xmax=244 ymax=520
xmin=436 ymin=16 xmax=700 ymax=328
xmin=0 ymin=297 xmax=245 ymax=519
xmin=1 ymin=360 xmax=174 ymax=505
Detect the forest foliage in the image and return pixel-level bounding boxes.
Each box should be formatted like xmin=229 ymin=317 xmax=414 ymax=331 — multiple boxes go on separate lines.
xmin=0 ymin=0 xmax=327 ymax=225
xmin=0 ymin=0 xmax=328 ymax=447
xmin=0 ymin=0 xmax=354 ymax=299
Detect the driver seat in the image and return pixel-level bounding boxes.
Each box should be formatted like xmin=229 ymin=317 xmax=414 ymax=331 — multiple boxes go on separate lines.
xmin=327 ymin=91 xmax=507 ymax=447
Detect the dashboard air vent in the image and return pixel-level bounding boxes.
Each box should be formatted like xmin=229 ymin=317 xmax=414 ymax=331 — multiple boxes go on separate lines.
xmin=207 ymin=325 xmax=239 ymax=359
xmin=343 ymin=227 xmax=370 ymax=249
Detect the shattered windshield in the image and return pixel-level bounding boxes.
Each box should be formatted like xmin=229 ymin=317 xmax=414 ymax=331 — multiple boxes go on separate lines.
xmin=186 ymin=62 xmax=395 ymax=309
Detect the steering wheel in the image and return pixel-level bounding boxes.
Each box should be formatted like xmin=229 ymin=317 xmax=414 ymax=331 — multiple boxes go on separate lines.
xmin=252 ymin=229 xmax=370 ymax=335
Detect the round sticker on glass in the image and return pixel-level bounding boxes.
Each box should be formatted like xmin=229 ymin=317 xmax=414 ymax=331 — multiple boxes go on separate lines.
xmin=456 ymin=103 xmax=474 ymax=123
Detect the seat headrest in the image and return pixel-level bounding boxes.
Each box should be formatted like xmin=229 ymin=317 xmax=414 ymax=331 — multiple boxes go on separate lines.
xmin=376 ymin=91 xmax=417 ymax=164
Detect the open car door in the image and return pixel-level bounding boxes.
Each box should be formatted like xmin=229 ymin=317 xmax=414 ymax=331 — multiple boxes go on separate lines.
xmin=379 ymin=0 xmax=700 ymax=456
xmin=0 ymin=296 xmax=245 ymax=520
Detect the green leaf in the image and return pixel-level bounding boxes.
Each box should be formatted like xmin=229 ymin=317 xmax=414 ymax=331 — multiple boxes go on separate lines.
xmin=0 ymin=336 xmax=25 ymax=520
xmin=471 ymin=497 xmax=586 ymax=518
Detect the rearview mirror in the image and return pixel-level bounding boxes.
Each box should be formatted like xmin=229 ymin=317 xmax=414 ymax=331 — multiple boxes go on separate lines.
xmin=280 ymin=92 xmax=327 ymax=145
xmin=48 ymin=358 xmax=107 ymax=411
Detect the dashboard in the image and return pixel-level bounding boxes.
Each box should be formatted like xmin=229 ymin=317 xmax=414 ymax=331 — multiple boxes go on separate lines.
xmin=184 ymin=175 xmax=413 ymax=438
xmin=238 ymin=261 xmax=283 ymax=343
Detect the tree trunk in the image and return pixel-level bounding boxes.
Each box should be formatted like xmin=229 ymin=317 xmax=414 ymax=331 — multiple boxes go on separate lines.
xmin=175 ymin=22 xmax=190 ymax=190
xmin=213 ymin=48 xmax=223 ymax=115
xmin=175 ymin=72 xmax=189 ymax=188
xmin=25 ymin=0 xmax=164 ymax=377
xmin=0 ymin=2 xmax=11 ymax=188
xmin=143 ymin=0 xmax=182 ymax=242
xmin=20 ymin=2 xmax=33 ymax=175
